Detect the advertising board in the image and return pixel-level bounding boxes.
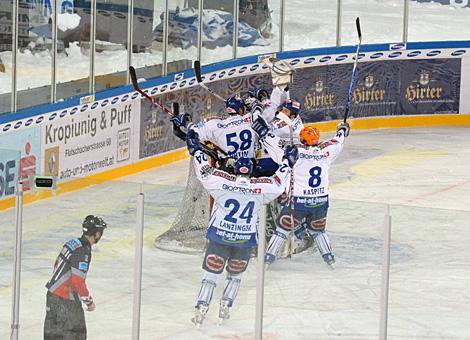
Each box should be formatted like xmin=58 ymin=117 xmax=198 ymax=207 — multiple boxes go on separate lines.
xmin=0 ymin=126 xmax=41 ymax=196
xmin=41 ymin=101 xmax=138 ymax=180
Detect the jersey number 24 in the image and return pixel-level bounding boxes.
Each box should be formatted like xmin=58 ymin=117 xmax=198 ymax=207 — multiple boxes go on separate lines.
xmin=224 ymin=199 xmax=255 ymax=224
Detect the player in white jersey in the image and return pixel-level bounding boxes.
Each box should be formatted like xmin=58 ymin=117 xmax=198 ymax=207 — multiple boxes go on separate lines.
xmin=264 ymin=122 xmax=350 ymax=269
xmin=189 ymin=96 xmax=258 ymax=159
xmin=186 ymin=128 xmax=297 ymax=327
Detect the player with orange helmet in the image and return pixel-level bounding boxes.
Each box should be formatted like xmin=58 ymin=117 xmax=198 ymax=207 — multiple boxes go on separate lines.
xmin=265 ymin=121 xmax=350 ymax=269
xmin=299 ymin=126 xmax=321 ymax=146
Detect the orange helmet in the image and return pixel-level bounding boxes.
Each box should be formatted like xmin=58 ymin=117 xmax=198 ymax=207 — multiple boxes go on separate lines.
xmin=299 ymin=126 xmax=320 ymax=146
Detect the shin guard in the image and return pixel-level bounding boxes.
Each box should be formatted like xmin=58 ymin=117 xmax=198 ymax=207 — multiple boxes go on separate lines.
xmin=311 ymin=231 xmax=333 ymax=258
xmin=195 ymin=271 xmax=219 ymax=307
xmin=221 ymin=273 xmax=242 ymax=307
xmin=265 ymin=228 xmax=290 ymax=263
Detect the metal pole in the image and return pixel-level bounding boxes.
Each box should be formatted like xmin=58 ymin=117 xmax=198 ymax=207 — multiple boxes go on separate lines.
xmin=127 ymin=0 xmax=134 ymax=84
xmin=10 ymin=182 xmax=24 ymax=340
xmin=379 ymin=205 xmax=392 ymax=340
xmin=131 ymin=191 xmax=145 ymax=340
xmin=255 ymin=205 xmax=266 ymax=340
xmin=232 ymin=0 xmax=239 ymax=59
xmin=51 ymin=0 xmax=59 ymax=102
xmin=336 ymin=0 xmax=342 ymax=46
xmin=279 ymin=0 xmax=285 ymax=51
xmin=402 ymin=0 xmax=409 ymax=43
xmin=11 ymin=0 xmax=18 ymax=112
xmin=90 ymin=0 xmax=97 ymax=93
xmin=162 ymin=0 xmax=169 ymax=76
xmin=197 ymin=0 xmax=203 ymax=62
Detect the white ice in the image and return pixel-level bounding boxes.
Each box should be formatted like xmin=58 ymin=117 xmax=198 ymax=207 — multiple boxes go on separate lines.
xmin=1 ymin=126 xmax=470 ymax=339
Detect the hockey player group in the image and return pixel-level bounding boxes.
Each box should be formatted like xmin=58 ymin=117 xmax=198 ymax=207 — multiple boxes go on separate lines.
xmin=171 ymin=62 xmax=351 ymax=327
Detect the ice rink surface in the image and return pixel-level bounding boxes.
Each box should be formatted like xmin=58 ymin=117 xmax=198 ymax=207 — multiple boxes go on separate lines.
xmin=1 ymin=126 xmax=470 ymax=339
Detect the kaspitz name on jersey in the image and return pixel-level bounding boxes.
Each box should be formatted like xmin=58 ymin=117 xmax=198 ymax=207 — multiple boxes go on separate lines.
xmin=222 ymin=183 xmax=262 ymax=194
xmin=216 ymin=116 xmax=251 ymax=128
xmin=302 ymin=187 xmax=325 ymax=195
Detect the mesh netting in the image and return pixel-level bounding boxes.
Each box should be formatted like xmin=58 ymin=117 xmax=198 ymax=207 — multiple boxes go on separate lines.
xmin=154 ymin=160 xmax=210 ymax=254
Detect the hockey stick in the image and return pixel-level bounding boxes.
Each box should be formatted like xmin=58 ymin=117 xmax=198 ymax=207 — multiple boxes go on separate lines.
xmin=129 ymin=66 xmax=175 ymax=116
xmin=277 ymin=112 xmax=296 ymax=259
xmin=343 ymin=17 xmax=362 ymax=123
xmin=194 ymin=60 xmax=227 ymax=103
xmin=129 ymin=66 xmax=227 ymax=160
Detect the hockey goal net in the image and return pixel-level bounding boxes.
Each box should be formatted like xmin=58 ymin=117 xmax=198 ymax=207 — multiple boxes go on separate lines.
xmin=154 ymin=160 xmax=211 ymax=254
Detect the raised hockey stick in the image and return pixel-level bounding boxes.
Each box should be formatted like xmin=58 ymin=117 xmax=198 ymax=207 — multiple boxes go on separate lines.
xmin=343 ymin=17 xmax=362 ymax=123
xmin=277 ymin=112 xmax=296 ymax=259
xmin=194 ymin=60 xmax=227 ymax=103
xmin=129 ymin=66 xmax=227 ymax=160
xmin=129 ymin=66 xmax=175 ymax=116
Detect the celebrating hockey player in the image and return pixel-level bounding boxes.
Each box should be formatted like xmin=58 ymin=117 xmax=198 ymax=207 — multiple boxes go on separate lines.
xmin=264 ymin=121 xmax=350 ymax=269
xmin=44 ymin=215 xmax=107 ymax=339
xmin=177 ymin=95 xmax=257 ymax=159
xmin=186 ymin=128 xmax=297 ymax=327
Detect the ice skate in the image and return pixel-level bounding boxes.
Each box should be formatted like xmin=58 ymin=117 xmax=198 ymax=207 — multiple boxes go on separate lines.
xmin=191 ymin=304 xmax=209 ymax=328
xmin=323 ymin=253 xmax=335 ymax=270
xmin=218 ymin=299 xmax=231 ymax=325
xmin=264 ymin=253 xmax=276 ymax=270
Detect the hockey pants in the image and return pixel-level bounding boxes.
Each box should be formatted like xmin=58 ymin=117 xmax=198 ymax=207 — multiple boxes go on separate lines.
xmin=44 ymin=292 xmax=87 ymax=340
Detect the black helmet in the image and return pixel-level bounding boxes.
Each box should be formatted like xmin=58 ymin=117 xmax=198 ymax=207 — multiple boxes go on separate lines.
xmin=82 ymin=215 xmax=107 ymax=236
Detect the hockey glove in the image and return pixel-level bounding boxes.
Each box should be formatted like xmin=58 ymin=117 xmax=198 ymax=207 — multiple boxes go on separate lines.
xmin=283 ymin=145 xmax=299 ymax=168
xmin=186 ymin=128 xmax=202 ymax=156
xmin=170 ymin=113 xmax=192 ymax=141
xmin=336 ymin=122 xmax=350 ymax=137
xmin=171 ymin=113 xmax=192 ymax=129
xmin=252 ymin=116 xmax=269 ymax=139
xmin=246 ymin=97 xmax=264 ymax=114
xmin=81 ymin=296 xmax=96 ymax=311
xmin=265 ymin=58 xmax=294 ymax=86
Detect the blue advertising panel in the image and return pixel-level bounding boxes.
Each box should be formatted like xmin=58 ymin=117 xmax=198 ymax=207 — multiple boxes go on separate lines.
xmin=290 ymin=62 xmax=400 ymax=122
xmin=398 ymin=59 xmax=461 ymax=114
xmin=138 ymin=56 xmax=462 ymax=159
xmin=291 ymin=58 xmax=460 ymax=122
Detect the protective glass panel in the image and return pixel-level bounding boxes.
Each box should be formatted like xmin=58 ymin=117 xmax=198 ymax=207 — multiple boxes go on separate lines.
xmin=56 ymin=0 xmax=91 ymax=101
xmin=0 ymin=149 xmax=20 ymax=338
xmin=200 ymin=0 xmax=235 ymax=64
xmin=18 ymin=177 xmax=141 ymax=339
xmin=262 ymin=199 xmax=386 ymax=338
xmin=0 ymin=0 xmax=13 ymax=114
xmin=131 ymin=0 xmax=162 ymax=81
xmin=389 ymin=204 xmax=470 ymax=337
xmin=165 ymin=0 xmax=197 ymax=74
xmin=284 ymin=0 xmax=337 ymax=51
xmin=17 ymin=0 xmax=52 ymax=110
xmin=341 ymin=0 xmax=403 ymax=45
xmin=408 ymin=0 xmax=470 ymax=42
xmin=93 ymin=0 xmax=130 ymax=91
xmin=237 ymin=0 xmax=280 ymax=58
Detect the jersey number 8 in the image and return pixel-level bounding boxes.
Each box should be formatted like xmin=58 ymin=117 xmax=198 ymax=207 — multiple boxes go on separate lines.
xmin=308 ymin=166 xmax=322 ymax=188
